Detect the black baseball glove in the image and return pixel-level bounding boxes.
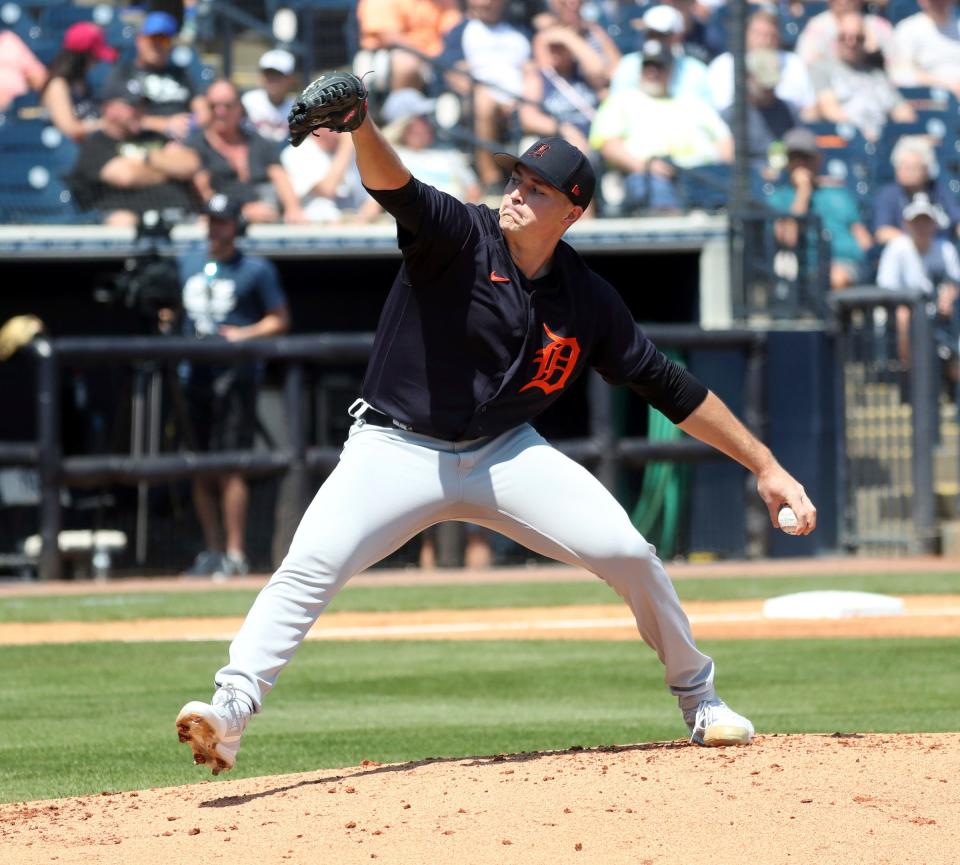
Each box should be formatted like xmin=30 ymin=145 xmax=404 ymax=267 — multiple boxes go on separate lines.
xmin=287 ymin=72 xmax=368 ymax=145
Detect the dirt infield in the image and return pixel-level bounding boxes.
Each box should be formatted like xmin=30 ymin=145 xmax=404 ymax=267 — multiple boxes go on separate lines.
xmin=2 ymin=734 xmax=956 ymax=865
xmin=2 ymin=594 xmax=960 ymax=645
xmin=2 ymin=559 xmax=958 ymax=862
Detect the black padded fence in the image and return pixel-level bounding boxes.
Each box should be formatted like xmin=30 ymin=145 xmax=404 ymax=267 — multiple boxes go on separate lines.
xmin=0 ymin=327 xmax=767 ymax=580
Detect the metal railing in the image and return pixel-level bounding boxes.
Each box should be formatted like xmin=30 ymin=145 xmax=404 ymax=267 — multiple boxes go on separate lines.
xmin=735 ymin=210 xmax=832 ymax=322
xmin=0 ymin=327 xmax=767 ymax=579
xmin=831 ymin=287 xmax=938 ymax=554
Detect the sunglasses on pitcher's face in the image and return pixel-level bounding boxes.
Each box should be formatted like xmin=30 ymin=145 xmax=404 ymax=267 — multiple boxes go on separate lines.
xmin=146 ymin=34 xmax=173 ymax=48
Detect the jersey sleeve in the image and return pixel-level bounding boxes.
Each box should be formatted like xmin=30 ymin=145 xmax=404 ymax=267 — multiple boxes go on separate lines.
xmin=365 ymin=176 xmax=478 ymax=280
xmin=589 ymin=277 xmax=708 ymax=423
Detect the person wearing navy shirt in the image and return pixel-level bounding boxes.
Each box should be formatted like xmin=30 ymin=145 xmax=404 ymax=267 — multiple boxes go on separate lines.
xmin=176 ymin=115 xmax=817 ymax=775
xmin=175 ymin=194 xmax=289 ymax=579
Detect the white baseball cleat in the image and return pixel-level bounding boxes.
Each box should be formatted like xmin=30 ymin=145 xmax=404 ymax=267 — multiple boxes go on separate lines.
xmin=176 ymin=686 xmax=252 ymax=775
xmin=686 ymin=698 xmax=755 ymax=746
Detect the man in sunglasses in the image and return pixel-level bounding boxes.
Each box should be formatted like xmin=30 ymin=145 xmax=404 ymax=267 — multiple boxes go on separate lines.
xmin=102 ymin=11 xmax=209 ymax=142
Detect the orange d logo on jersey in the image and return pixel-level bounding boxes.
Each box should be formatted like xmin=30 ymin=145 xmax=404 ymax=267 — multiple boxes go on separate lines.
xmin=520 ymin=323 xmax=581 ymax=395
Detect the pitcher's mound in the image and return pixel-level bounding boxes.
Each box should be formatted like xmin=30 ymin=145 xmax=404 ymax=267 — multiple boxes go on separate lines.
xmin=1 ymin=733 xmax=956 ymax=864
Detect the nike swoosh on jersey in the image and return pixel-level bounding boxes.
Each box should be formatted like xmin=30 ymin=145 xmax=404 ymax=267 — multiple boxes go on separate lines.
xmin=490 ymin=270 xmax=511 ymax=283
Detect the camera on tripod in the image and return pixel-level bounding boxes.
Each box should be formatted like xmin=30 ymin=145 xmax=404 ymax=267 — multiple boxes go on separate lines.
xmin=93 ymin=209 xmax=185 ymax=328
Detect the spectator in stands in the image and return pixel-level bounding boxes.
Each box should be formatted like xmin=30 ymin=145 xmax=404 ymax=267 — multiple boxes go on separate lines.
xmin=795 ymin=0 xmax=895 ymax=70
xmin=519 ymin=20 xmax=601 ymax=160
xmin=610 ymin=4 xmax=711 ymax=101
xmin=357 ymin=0 xmax=463 ymax=92
xmin=531 ymin=0 xmax=621 ymax=92
xmin=721 ymin=49 xmax=799 ymax=177
xmin=381 ymin=88 xmax=483 ymax=202
xmin=590 ymin=39 xmax=733 ymax=212
xmin=40 ymin=23 xmax=118 ymax=142
xmin=241 ymin=49 xmax=298 ymax=143
xmin=279 ymin=127 xmax=381 ymax=224
xmin=707 ymin=8 xmax=816 ymax=119
xmin=811 ymin=11 xmax=916 ymax=141
xmin=174 ymin=194 xmax=290 ymax=579
xmin=873 ymin=135 xmax=960 ymax=244
xmin=69 ymin=78 xmax=200 ymax=226
xmin=440 ymin=0 xmax=534 ymax=191
xmin=890 ymin=0 xmax=960 ymax=98
xmin=877 ymin=195 xmax=960 ymax=377
xmin=665 ymin=0 xmax=714 ymax=64
xmin=0 ymin=28 xmax=47 ymax=112
xmin=103 ymin=11 xmax=209 ymax=141
xmin=769 ymin=127 xmax=873 ymax=291
xmin=186 ymin=79 xmax=308 ymax=224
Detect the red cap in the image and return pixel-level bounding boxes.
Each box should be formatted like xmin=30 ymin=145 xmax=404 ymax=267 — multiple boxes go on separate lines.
xmin=63 ymin=22 xmax=118 ymax=62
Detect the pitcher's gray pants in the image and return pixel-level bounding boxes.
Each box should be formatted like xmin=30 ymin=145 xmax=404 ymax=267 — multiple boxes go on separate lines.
xmin=216 ymin=421 xmax=716 ymax=715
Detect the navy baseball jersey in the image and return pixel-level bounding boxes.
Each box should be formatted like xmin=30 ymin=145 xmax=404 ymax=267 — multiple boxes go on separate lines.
xmin=363 ymin=178 xmax=707 ymax=440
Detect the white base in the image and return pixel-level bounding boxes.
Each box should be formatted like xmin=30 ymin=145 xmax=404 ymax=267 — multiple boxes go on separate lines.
xmin=762 ymin=590 xmax=905 ymax=620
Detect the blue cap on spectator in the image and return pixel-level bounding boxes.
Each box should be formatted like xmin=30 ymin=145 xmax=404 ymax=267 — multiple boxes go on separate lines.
xmin=141 ymin=11 xmax=178 ymax=37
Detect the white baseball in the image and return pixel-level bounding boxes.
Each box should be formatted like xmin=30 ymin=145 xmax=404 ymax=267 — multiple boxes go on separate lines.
xmin=778 ymin=506 xmax=799 ymax=535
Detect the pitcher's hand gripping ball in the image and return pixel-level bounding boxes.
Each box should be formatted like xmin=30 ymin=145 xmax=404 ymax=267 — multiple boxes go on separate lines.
xmin=778 ymin=505 xmax=799 ymax=535
xmin=287 ymin=72 xmax=368 ymax=145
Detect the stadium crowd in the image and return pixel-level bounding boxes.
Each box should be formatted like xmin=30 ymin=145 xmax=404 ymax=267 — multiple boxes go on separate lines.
xmin=1 ymin=0 xmax=959 ymax=280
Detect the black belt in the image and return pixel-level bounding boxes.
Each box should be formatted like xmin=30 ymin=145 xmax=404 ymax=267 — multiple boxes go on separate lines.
xmin=362 ymin=406 xmax=414 ymax=432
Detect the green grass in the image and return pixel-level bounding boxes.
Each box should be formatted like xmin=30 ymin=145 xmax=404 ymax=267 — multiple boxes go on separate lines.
xmin=2 ymin=571 xmax=960 ymax=623
xmin=0 ymin=637 xmax=957 ymax=804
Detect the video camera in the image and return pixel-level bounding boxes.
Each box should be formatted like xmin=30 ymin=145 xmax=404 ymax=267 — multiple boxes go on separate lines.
xmin=92 ymin=209 xmax=184 ymax=328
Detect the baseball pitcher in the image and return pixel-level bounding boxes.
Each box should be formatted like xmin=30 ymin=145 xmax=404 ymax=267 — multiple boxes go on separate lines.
xmin=176 ymin=72 xmax=817 ymax=774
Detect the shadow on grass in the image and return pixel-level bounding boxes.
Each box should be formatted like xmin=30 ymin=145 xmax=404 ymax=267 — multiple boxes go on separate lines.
xmin=198 ymin=739 xmax=691 ymax=808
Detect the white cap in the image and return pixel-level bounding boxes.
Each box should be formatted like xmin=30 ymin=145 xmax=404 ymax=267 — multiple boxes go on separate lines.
xmin=903 ymin=193 xmax=948 ymax=228
xmin=642 ymin=4 xmax=684 ymax=35
xmin=381 ymin=88 xmax=436 ymax=125
xmin=259 ymin=48 xmax=295 ymax=75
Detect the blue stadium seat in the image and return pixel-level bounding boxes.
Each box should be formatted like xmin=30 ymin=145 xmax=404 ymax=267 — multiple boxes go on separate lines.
xmin=675 ymin=164 xmax=768 ymax=212
xmin=38 ymin=2 xmax=96 ymax=30
xmin=779 ymin=0 xmax=828 ymax=50
xmin=0 ymin=157 xmax=87 ymax=223
xmin=885 ymin=0 xmax=921 ymax=24
xmin=0 ymin=118 xmax=79 ymax=178
xmin=102 ymin=19 xmax=137 ymax=61
xmin=676 ymin=164 xmax=731 ymax=211
xmin=170 ymin=44 xmax=216 ymax=90
xmin=803 ymin=122 xmax=873 ymax=180
xmin=937 ymin=136 xmax=960 ymax=194
xmin=897 ymin=85 xmax=958 ymax=112
xmin=0 ymin=2 xmax=41 ymax=40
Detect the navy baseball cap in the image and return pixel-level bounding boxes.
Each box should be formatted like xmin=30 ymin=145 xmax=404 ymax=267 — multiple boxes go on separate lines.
xmin=493 ymin=137 xmax=595 ymax=209
xmin=205 ymin=193 xmax=244 ymax=222
xmin=101 ymin=76 xmax=145 ymax=106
